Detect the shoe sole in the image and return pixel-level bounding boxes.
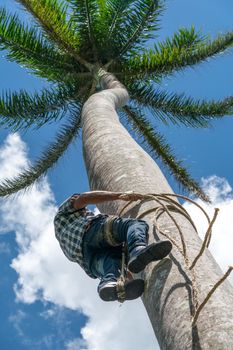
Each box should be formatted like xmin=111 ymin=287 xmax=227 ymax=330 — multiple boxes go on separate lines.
xmin=99 ymin=279 xmax=144 ymax=302
xmin=128 ymin=240 xmax=172 ymax=274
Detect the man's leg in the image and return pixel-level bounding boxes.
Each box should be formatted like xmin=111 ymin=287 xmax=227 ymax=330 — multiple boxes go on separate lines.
xmin=82 ymin=217 xmax=172 ymax=295
xmin=82 ymin=221 xmax=144 ymax=302
xmin=111 ymin=218 xmax=149 ymax=252
xmin=90 ymin=249 xmax=144 ymax=302
xmin=110 ymin=218 xmax=172 ymax=273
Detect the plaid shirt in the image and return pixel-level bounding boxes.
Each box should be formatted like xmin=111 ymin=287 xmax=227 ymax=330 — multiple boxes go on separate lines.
xmin=54 ymin=194 xmax=104 ymax=276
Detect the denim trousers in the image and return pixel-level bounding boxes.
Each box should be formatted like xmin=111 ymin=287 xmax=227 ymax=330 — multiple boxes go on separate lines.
xmin=82 ymin=216 xmax=149 ymax=285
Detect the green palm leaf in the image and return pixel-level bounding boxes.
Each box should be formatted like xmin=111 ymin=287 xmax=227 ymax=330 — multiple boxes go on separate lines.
xmin=107 ymin=0 xmax=134 ymax=37
xmin=75 ymin=0 xmax=132 ymax=62
xmin=0 ymin=106 xmax=82 ymax=196
xmin=0 ymin=8 xmax=88 ymax=82
xmin=128 ymin=81 xmax=233 ymax=127
xmin=16 ymin=0 xmax=90 ymax=68
xmin=106 ymin=0 xmax=162 ymax=63
xmin=114 ymin=0 xmax=162 ymax=58
xmin=120 ymin=30 xmax=233 ymax=80
xmin=0 ymin=82 xmax=88 ymax=130
xmin=68 ymin=0 xmax=99 ymax=62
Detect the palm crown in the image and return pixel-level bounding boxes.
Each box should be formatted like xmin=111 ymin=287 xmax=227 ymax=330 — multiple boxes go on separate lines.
xmin=0 ymin=0 xmax=233 ymax=201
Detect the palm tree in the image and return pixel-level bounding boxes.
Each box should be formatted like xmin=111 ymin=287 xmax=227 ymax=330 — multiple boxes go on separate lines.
xmin=0 ymin=1 xmax=233 ymax=348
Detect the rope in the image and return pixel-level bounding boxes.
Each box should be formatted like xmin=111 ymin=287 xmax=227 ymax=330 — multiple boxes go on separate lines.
xmin=115 ymin=191 xmax=232 ymax=324
xmin=116 ymin=243 xmax=127 ymax=303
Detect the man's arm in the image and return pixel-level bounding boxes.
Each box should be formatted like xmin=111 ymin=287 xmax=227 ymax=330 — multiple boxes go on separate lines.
xmin=71 ymin=191 xmax=144 ymax=209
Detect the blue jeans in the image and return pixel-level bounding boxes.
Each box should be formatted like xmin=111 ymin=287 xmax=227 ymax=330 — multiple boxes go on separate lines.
xmin=82 ymin=217 xmax=149 ymax=285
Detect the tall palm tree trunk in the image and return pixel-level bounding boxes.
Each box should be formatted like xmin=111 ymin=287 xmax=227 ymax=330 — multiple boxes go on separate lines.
xmin=81 ymin=73 xmax=233 ymax=350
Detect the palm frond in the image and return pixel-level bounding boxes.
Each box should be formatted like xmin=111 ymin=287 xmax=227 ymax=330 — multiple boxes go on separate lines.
xmin=66 ymin=0 xmax=100 ymax=62
xmin=117 ymin=0 xmax=162 ymax=58
xmin=0 ymin=8 xmax=88 ymax=82
xmin=16 ymin=0 xmax=90 ymax=67
xmin=105 ymin=0 xmax=162 ymax=63
xmin=99 ymin=0 xmax=136 ymax=61
xmin=78 ymin=0 xmax=131 ymax=63
xmin=0 ymin=82 xmax=89 ymax=130
xmin=120 ymin=29 xmax=233 ymax=79
xmin=107 ymin=0 xmax=134 ymax=38
xmin=123 ymin=105 xmax=209 ymax=201
xmin=128 ymin=81 xmax=233 ymax=127
xmin=0 ymin=106 xmax=82 ymax=197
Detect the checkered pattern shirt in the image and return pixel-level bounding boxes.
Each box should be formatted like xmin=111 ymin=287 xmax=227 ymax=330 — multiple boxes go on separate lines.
xmin=54 ymin=195 xmax=104 ymax=275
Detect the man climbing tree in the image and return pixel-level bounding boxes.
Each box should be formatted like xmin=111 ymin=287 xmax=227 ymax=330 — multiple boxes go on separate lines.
xmin=54 ymin=190 xmax=172 ymax=301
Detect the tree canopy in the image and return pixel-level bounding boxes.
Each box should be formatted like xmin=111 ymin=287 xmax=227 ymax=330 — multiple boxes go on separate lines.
xmin=0 ymin=0 xmax=233 ymax=200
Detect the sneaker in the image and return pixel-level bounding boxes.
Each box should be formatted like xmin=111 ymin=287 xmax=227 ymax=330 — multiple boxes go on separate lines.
xmin=98 ymin=279 xmax=145 ymax=302
xmin=128 ymin=240 xmax=172 ymax=274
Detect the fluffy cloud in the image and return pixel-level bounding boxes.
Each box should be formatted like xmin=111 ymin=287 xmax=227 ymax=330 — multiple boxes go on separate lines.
xmin=0 ymin=134 xmax=157 ymax=350
xmin=65 ymin=338 xmax=88 ymax=350
xmin=9 ymin=309 xmax=27 ymax=338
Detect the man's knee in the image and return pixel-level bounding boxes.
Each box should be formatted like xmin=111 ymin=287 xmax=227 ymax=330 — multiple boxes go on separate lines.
xmin=137 ymin=219 xmax=149 ymax=229
xmin=135 ymin=220 xmax=150 ymax=243
xmin=139 ymin=219 xmax=149 ymax=236
xmin=132 ymin=219 xmax=149 ymax=232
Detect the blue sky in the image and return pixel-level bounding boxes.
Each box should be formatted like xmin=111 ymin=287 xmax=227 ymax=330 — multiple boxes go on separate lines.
xmin=0 ymin=1 xmax=233 ymax=349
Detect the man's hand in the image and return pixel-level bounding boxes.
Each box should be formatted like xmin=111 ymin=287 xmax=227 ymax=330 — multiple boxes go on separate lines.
xmin=70 ymin=195 xmax=82 ymax=209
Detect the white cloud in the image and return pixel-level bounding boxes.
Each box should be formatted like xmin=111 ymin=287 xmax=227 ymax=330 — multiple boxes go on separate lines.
xmin=65 ymin=338 xmax=88 ymax=350
xmin=9 ymin=309 xmax=55 ymax=349
xmin=0 ymin=134 xmax=157 ymax=350
xmin=9 ymin=309 xmax=27 ymax=338
xmin=39 ymin=307 xmax=57 ymax=320
xmin=0 ymin=134 xmax=28 ymax=179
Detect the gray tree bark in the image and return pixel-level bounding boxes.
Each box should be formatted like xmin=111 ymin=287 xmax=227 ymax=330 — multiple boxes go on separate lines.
xmin=81 ymin=72 xmax=233 ymax=350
